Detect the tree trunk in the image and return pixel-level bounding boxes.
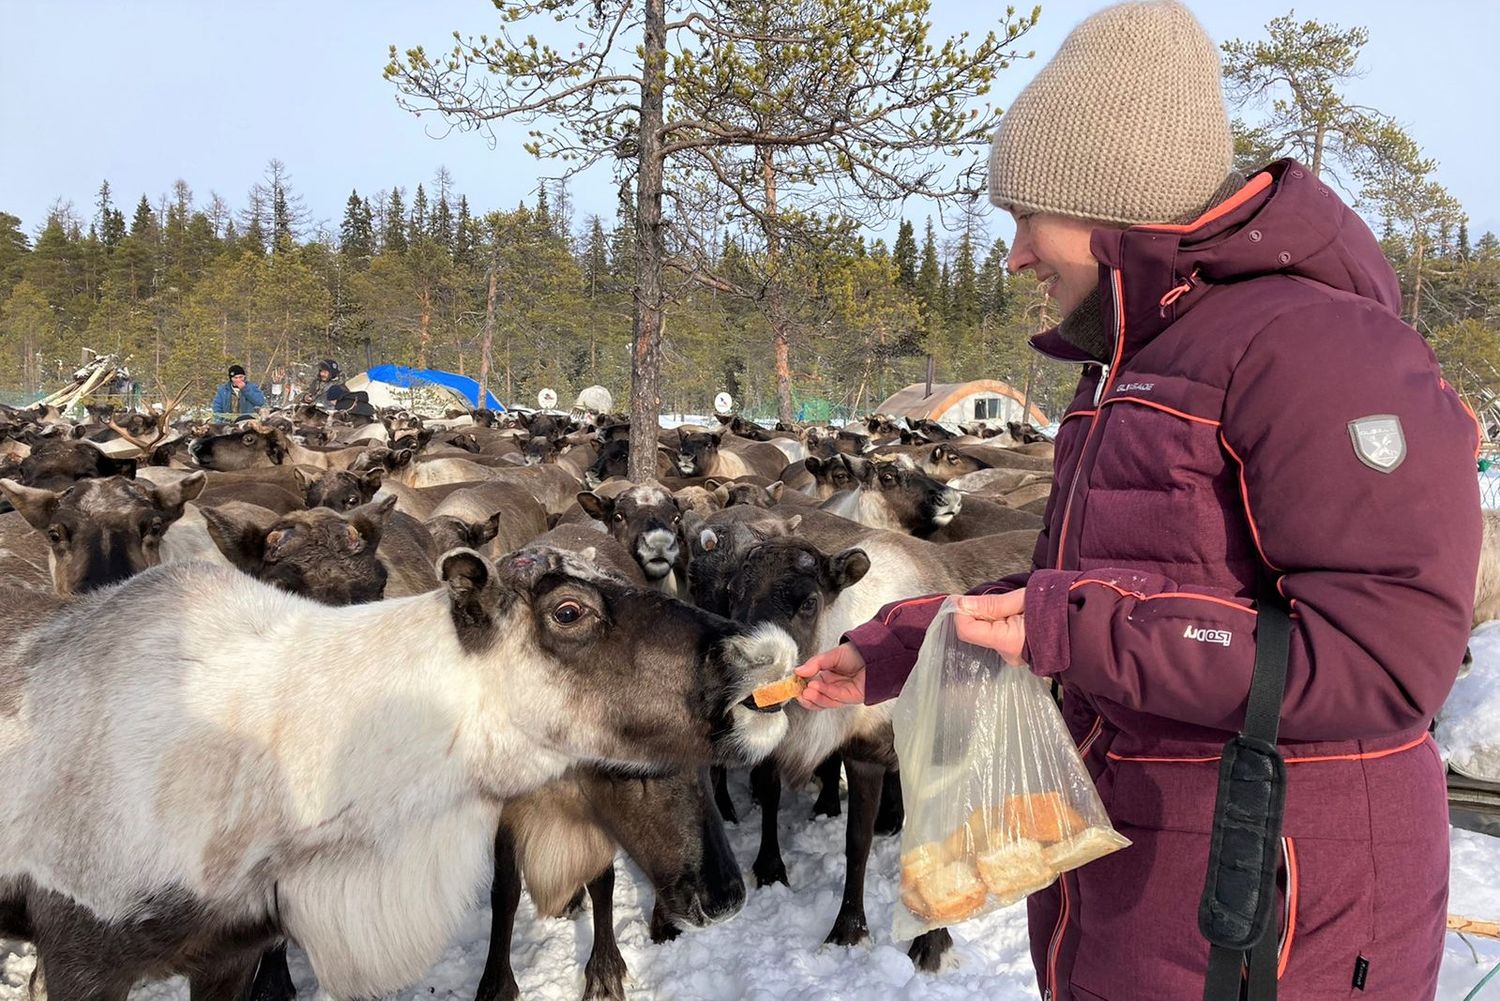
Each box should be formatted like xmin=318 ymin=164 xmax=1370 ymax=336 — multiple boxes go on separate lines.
xmin=760 ymin=148 xmax=796 ymax=425
xmin=417 ymin=288 xmax=433 ymax=369
xmin=628 ymin=0 xmax=668 ymax=483
xmin=1409 ymin=234 xmax=1426 ymax=330
xmin=479 ymin=265 xmax=498 ymax=407
xmin=1311 ymin=122 xmax=1326 ymax=178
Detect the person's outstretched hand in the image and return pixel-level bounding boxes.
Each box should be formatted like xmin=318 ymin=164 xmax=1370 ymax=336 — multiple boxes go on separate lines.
xmin=794 ymin=643 xmax=866 ymax=710
xmin=954 ymin=591 xmax=1029 ymax=666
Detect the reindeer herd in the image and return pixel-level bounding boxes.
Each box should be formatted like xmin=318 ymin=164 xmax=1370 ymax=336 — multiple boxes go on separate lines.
xmin=0 ymin=400 xmax=1063 ymax=1000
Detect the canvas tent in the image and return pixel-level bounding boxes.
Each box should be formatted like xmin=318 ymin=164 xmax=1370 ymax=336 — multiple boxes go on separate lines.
xmin=875 ymin=379 xmax=1048 ymax=428
xmin=346 ymin=365 xmax=506 ymax=413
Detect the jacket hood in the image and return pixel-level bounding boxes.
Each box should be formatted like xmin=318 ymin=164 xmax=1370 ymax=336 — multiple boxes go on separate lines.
xmin=1034 ymin=159 xmax=1402 ymax=360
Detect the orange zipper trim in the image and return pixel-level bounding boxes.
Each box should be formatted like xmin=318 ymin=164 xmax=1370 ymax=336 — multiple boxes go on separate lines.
xmin=1278 ymin=837 xmax=1299 ymax=979
xmin=1055 ymin=270 xmax=1126 ymax=568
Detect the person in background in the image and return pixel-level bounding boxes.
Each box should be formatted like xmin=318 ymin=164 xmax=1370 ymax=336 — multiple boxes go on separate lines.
xmin=792 ymin=3 xmax=1481 ymax=1000
xmin=301 ymin=358 xmax=348 ymax=408
xmin=211 ymin=363 xmax=265 ymax=419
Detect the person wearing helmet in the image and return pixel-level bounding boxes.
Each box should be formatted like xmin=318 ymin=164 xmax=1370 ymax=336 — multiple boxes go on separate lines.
xmin=301 ymin=358 xmax=348 ymax=408
xmin=211 ymin=363 xmax=266 ymax=419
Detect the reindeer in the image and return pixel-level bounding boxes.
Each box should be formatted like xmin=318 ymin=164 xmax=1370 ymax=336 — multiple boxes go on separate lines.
xmin=707 ymin=520 xmax=1036 ymax=971
xmin=0 ymin=553 xmax=795 ymax=1000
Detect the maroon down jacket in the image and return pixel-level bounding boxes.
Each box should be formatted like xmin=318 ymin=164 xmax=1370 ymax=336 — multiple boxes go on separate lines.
xmin=845 ymin=160 xmax=1482 ymax=1000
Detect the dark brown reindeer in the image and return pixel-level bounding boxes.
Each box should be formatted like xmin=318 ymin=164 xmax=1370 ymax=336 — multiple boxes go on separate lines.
xmin=475 ymin=529 xmax=747 ymax=1001
xmin=0 ymin=473 xmax=206 ymax=594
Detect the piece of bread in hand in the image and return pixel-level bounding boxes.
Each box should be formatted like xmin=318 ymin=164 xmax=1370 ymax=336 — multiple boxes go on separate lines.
xmin=976 ymin=837 xmax=1056 ymax=902
xmin=903 ymin=860 xmax=988 ymax=924
xmin=1003 ymin=792 xmax=1086 ymax=844
xmin=750 ymin=673 xmax=809 ymax=708
xmin=1043 ymin=826 xmax=1128 ymax=872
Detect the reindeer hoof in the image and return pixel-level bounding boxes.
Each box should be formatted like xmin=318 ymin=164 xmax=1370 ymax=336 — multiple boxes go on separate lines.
xmin=873 ymin=802 xmax=903 ymax=836
xmin=811 ymin=789 xmax=842 ymax=818
xmin=825 ymin=912 xmax=869 ymax=948
xmin=753 ymin=856 xmax=788 ymax=888
xmin=649 ymin=906 xmax=683 ymax=944
xmin=582 ymin=947 xmax=627 ymax=1000
xmin=474 ymin=971 xmax=521 ymax=1001
xmin=909 ymin=927 xmax=953 ymax=972
xmin=715 ymin=790 xmax=739 ymax=825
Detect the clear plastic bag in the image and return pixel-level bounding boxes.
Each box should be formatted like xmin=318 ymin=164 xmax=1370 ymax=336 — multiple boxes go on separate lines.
xmin=890 ymin=597 xmax=1129 ymax=940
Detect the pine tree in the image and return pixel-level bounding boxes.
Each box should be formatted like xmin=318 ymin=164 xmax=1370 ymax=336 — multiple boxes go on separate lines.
xmin=95 ymin=181 xmax=126 ymax=252
xmin=1458 ymin=220 xmax=1472 ymax=261
xmin=409 ymin=184 xmax=430 ymax=246
xmin=453 ymin=195 xmax=476 ymax=267
xmin=979 ymin=237 xmax=1009 ymax=322
xmin=892 ymin=219 xmax=918 ymax=291
xmin=581 ymin=216 xmax=610 ymax=297
xmin=916 ymin=218 xmax=942 ymax=317
xmin=0 ymin=212 xmax=30 ymax=299
xmin=950 ymin=230 xmax=978 ymax=328
xmin=430 ymin=166 xmax=456 ymax=249
xmin=384 ymin=187 xmax=408 ymax=254
xmin=535 ymin=186 xmax=553 ymax=237
xmin=340 ymin=190 xmax=375 ymax=268
xmin=241 ymin=187 xmax=267 ymax=255
xmin=130 ymin=196 xmax=157 ymax=241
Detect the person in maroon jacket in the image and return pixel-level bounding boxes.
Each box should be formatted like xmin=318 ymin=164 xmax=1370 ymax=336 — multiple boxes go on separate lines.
xmin=793 ymin=3 xmax=1482 ymax=999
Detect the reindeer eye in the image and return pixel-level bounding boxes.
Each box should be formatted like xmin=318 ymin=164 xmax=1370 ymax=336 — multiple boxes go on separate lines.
xmin=799 ymin=594 xmax=819 ymax=615
xmin=553 ymin=601 xmax=584 ymax=624
xmin=144 ymin=517 xmax=164 ymax=539
xmin=612 ymin=512 xmax=625 ymax=523
xmin=880 ymin=473 xmax=895 ymax=486
xmin=46 ymin=527 xmax=64 ymax=545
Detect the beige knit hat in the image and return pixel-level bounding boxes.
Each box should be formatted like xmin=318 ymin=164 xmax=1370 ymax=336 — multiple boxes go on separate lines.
xmin=987 ymin=0 xmax=1234 ymax=226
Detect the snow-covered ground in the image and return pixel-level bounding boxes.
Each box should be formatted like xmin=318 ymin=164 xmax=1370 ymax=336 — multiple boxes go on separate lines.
xmin=1 ymin=763 xmax=1494 ymax=1001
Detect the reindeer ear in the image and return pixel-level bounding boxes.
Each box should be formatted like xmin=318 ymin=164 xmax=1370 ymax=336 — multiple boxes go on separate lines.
xmin=154 ymin=471 xmax=206 ymax=523
xmin=713 ymin=483 xmax=732 ymax=505
xmin=825 ymin=548 xmax=871 ymax=592
xmin=804 ymin=455 xmax=824 ymax=475
xmin=438 ymin=547 xmax=500 ymax=649
xmin=292 ymin=467 xmax=320 ymax=496
xmin=359 ymin=468 xmax=385 ymax=497
xmin=766 ymin=481 xmax=784 ymax=502
xmin=474 ymin=511 xmax=503 ymax=547
xmin=100 ymin=454 xmax=138 ymax=479
xmin=201 ymin=504 xmax=275 ymax=572
xmin=345 ymin=495 xmax=396 ymax=553
xmin=576 ymin=491 xmax=609 ymax=521
xmin=0 ymin=478 xmax=59 ymax=531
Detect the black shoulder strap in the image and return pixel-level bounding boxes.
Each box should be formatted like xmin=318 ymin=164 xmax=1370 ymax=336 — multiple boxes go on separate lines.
xmin=1199 ymin=578 xmax=1292 ymax=1001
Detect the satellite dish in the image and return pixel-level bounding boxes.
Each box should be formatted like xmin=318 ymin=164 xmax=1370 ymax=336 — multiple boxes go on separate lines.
xmin=714 ymin=392 xmax=734 ymax=415
xmin=538 ymin=388 xmax=558 ymax=410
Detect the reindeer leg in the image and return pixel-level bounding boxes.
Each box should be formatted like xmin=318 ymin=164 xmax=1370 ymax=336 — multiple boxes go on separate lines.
xmin=581 ymin=864 xmax=626 ymax=1001
xmin=750 ymin=760 xmax=787 ymax=887
xmin=29 ymin=946 xmax=131 ymax=1001
xmin=192 ymin=951 xmax=262 ymax=1001
xmin=908 ymin=927 xmax=954 ymax=973
xmin=245 ymin=943 xmax=295 ymax=1001
xmin=825 ymin=758 xmax=883 ymax=948
xmin=874 ymin=766 xmax=904 ymax=836
xmin=475 ymin=825 xmax=523 ymax=1001
xmin=812 ymin=753 xmax=843 ymax=818
xmin=710 ymin=765 xmax=739 ymax=824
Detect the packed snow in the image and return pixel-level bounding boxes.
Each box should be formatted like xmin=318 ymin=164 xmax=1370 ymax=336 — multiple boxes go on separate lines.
xmin=4 ymin=625 xmax=1499 ymax=999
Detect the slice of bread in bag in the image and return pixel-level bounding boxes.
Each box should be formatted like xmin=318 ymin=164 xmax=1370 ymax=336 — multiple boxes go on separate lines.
xmin=903 ymin=860 xmax=989 ymax=924
xmin=977 ymin=837 xmax=1056 ymax=902
xmin=1003 ymin=792 xmax=1086 ymax=844
xmin=1043 ymin=826 xmax=1126 ymax=872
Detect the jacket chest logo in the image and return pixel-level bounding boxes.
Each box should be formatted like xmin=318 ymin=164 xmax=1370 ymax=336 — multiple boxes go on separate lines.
xmin=1348 ymin=415 xmax=1406 ymax=473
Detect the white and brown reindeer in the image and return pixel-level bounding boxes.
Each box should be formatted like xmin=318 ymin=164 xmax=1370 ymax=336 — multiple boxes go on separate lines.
xmin=0 ymin=548 xmax=795 ymax=1000
xmin=706 ymin=517 xmax=1035 ymax=970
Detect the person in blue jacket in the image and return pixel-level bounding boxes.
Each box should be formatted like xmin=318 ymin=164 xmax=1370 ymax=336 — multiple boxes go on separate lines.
xmin=211 ymin=364 xmax=266 ymax=419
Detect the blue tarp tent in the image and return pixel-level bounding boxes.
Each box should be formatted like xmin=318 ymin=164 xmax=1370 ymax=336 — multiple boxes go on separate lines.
xmin=361 ymin=365 xmax=506 ymax=411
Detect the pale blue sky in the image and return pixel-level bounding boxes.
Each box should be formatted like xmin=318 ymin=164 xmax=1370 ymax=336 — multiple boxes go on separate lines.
xmin=3 ymin=0 xmax=1496 ymax=248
